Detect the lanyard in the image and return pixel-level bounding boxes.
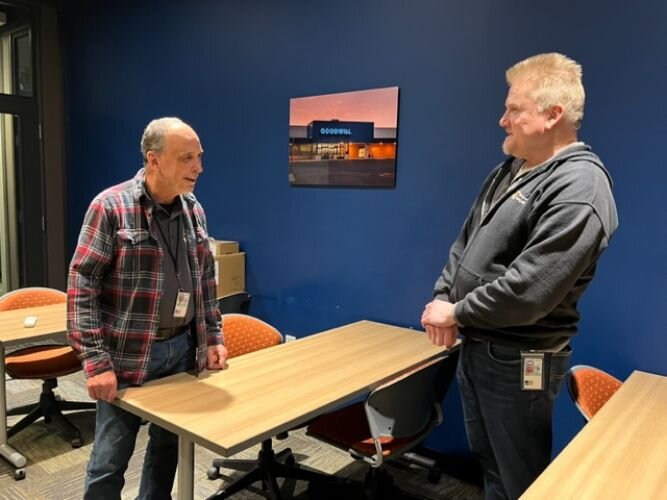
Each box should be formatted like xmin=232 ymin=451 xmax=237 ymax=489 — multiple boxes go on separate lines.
xmin=155 ymin=212 xmax=183 ymax=287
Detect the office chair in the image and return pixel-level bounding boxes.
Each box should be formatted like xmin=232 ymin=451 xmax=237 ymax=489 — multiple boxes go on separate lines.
xmin=401 ymin=348 xmax=459 ymax=484
xmin=208 ymin=314 xmax=338 ymax=499
xmin=1 ymin=287 xmax=95 ymax=448
xmin=218 ymin=291 xmax=251 ymax=315
xmin=306 ymin=355 xmax=450 ymax=500
xmin=567 ymin=364 xmax=623 ymax=422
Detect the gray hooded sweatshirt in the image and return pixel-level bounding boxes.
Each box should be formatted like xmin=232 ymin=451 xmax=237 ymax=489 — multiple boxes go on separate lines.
xmin=434 ymin=143 xmax=618 ymax=349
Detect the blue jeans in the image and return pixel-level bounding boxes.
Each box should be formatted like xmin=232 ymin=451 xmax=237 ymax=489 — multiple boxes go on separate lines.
xmin=84 ymin=332 xmax=195 ymax=500
xmin=457 ymin=337 xmax=571 ymax=500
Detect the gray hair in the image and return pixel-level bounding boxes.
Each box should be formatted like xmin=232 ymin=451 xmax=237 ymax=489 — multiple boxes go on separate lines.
xmin=140 ymin=117 xmax=189 ymax=163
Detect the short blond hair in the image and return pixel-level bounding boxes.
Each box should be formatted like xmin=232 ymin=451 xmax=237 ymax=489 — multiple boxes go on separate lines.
xmin=506 ymin=53 xmax=585 ymax=128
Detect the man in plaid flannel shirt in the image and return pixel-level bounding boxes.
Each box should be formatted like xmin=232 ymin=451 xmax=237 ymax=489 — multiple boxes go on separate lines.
xmin=67 ymin=117 xmax=227 ymax=499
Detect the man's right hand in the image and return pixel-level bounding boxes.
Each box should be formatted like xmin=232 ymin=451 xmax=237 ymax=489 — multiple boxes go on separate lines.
xmin=424 ymin=324 xmax=459 ymax=348
xmin=87 ymin=370 xmax=118 ymax=402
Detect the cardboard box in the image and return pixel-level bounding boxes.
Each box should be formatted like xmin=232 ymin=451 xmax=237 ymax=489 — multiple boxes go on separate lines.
xmin=214 ymin=252 xmax=245 ymax=297
xmin=210 ymin=239 xmax=240 ymax=255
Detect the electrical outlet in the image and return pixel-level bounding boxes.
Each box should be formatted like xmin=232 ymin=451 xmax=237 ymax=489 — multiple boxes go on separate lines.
xmin=285 ymin=334 xmax=297 ymax=342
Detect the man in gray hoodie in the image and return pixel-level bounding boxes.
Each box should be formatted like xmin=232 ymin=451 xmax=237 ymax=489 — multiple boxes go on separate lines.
xmin=421 ymin=53 xmax=617 ymax=499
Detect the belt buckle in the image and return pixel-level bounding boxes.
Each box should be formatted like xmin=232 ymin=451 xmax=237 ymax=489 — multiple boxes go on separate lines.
xmin=156 ymin=327 xmax=176 ymax=341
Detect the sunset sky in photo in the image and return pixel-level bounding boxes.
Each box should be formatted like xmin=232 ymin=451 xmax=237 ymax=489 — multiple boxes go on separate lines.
xmin=290 ymin=86 xmax=398 ymax=128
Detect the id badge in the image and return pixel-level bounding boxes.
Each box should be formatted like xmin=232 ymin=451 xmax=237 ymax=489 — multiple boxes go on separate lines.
xmin=521 ymin=351 xmax=544 ymax=391
xmin=173 ymin=290 xmax=191 ymax=318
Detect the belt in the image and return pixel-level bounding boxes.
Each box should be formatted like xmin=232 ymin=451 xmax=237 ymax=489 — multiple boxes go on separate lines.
xmin=154 ymin=325 xmax=189 ymax=341
xmin=465 ymin=335 xmax=569 ymax=353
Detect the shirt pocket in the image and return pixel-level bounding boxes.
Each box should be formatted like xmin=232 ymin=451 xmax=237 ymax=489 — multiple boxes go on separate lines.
xmin=117 ymin=228 xmax=151 ymax=245
xmin=115 ymin=228 xmax=157 ymax=276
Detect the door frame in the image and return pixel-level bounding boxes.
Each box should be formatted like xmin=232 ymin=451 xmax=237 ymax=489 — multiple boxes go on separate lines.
xmin=0 ymin=93 xmax=45 ymax=287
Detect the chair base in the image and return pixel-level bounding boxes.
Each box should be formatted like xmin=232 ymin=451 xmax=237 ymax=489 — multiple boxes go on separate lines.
xmin=401 ymin=451 xmax=442 ymax=483
xmin=307 ymin=467 xmax=431 ymax=500
xmin=206 ymin=438 xmax=352 ymax=500
xmin=6 ymin=378 xmax=95 ymax=448
xmin=364 ymin=467 xmax=433 ymax=500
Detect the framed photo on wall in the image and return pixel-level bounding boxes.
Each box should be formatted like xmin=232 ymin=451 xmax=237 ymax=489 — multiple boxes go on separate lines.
xmin=289 ymin=86 xmax=399 ymax=187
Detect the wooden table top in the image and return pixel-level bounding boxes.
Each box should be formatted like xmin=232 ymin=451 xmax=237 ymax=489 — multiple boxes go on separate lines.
xmin=0 ymin=303 xmax=67 ymax=345
xmin=116 ymin=320 xmax=455 ymax=457
xmin=521 ymin=370 xmax=667 ymax=500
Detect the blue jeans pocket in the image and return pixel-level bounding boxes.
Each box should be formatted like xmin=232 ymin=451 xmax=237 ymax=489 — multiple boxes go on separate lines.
xmin=548 ymin=346 xmax=572 ymax=391
xmin=486 ymin=342 xmax=522 ymax=365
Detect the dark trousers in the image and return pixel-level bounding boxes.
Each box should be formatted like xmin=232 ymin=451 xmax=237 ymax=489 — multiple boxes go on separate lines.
xmin=84 ymin=332 xmax=195 ymax=500
xmin=457 ymin=337 xmax=571 ymax=500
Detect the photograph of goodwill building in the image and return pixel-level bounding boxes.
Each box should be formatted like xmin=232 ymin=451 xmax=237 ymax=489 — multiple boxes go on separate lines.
xmin=288 ymin=86 xmax=399 ymax=187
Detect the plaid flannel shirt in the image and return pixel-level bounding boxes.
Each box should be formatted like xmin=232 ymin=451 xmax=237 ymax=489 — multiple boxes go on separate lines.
xmin=67 ymin=169 xmax=222 ymax=385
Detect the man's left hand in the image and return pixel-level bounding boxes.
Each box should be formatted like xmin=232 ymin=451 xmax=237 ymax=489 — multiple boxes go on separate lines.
xmin=207 ymin=344 xmax=229 ymax=370
xmin=421 ymin=299 xmax=457 ymax=328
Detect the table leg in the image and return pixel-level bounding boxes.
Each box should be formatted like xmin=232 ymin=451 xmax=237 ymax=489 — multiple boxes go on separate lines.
xmin=177 ymin=435 xmax=194 ymax=500
xmin=0 ymin=343 xmax=27 ymax=469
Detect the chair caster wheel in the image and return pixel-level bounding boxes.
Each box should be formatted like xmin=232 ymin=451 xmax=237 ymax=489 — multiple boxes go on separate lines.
xmin=71 ymin=437 xmax=83 ymax=448
xmin=14 ymin=468 xmax=26 ymax=480
xmin=207 ymin=467 xmax=221 ymax=480
xmin=285 ymin=454 xmax=296 ymax=467
xmin=427 ymin=466 xmax=442 ymax=484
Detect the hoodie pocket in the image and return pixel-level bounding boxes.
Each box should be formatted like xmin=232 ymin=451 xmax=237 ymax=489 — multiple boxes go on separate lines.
xmin=451 ymin=264 xmax=486 ymax=302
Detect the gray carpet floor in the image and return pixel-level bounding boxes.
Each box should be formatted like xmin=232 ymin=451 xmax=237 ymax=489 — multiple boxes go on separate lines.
xmin=0 ymin=371 xmax=483 ymax=499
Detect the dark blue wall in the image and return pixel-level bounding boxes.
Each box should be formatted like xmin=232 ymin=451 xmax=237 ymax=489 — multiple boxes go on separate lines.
xmin=61 ymin=0 xmax=667 ymax=456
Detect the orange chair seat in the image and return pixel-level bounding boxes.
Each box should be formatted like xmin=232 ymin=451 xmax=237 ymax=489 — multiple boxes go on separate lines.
xmin=5 ymin=345 xmax=82 ymax=379
xmin=222 ymin=314 xmax=282 ymax=358
xmin=308 ymin=402 xmax=414 ymax=457
xmin=571 ymin=367 xmax=622 ymax=419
